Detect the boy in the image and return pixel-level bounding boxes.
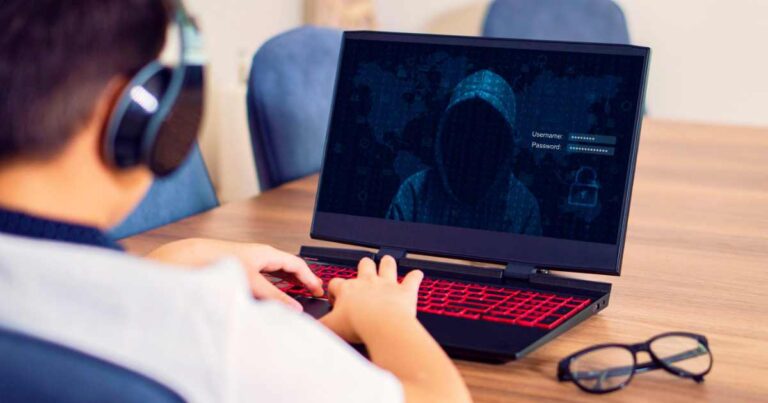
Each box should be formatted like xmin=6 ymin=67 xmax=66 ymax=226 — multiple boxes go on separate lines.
xmin=0 ymin=1 xmax=471 ymax=402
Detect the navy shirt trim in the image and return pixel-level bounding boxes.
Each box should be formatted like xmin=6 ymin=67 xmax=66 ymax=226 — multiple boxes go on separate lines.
xmin=0 ymin=207 xmax=123 ymax=251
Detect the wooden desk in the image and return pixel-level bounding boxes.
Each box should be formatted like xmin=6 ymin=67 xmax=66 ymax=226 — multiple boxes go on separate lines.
xmin=125 ymin=120 xmax=768 ymax=402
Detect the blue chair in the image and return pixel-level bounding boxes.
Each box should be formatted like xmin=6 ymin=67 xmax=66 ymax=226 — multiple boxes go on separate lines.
xmin=0 ymin=327 xmax=184 ymax=402
xmin=110 ymin=144 xmax=218 ymax=239
xmin=483 ymin=0 xmax=630 ymax=44
xmin=247 ymin=26 xmax=343 ymax=191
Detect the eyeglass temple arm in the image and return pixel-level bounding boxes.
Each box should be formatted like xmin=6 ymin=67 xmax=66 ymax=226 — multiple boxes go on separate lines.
xmin=635 ymin=346 xmax=708 ymax=374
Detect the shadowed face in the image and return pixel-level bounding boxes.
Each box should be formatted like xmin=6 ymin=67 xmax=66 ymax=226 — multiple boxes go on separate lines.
xmin=438 ymin=98 xmax=512 ymax=205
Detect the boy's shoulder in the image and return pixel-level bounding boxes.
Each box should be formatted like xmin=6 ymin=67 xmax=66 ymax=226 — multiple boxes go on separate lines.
xmin=0 ymin=233 xmax=247 ymax=401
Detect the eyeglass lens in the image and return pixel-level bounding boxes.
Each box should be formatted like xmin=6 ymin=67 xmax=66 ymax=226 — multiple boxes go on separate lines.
xmin=569 ymin=346 xmax=634 ymax=392
xmin=649 ymin=335 xmax=711 ymax=376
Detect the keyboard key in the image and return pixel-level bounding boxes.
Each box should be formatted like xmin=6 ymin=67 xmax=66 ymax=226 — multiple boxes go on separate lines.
xmin=485 ymin=314 xmax=518 ymax=324
xmin=539 ymin=315 xmax=559 ymax=325
xmin=452 ymin=302 xmax=489 ymax=310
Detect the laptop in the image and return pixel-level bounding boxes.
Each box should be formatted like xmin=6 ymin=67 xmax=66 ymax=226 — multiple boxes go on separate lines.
xmin=276 ymin=31 xmax=650 ymax=363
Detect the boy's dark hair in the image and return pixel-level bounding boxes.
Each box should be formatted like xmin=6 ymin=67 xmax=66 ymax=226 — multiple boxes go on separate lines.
xmin=0 ymin=0 xmax=170 ymax=162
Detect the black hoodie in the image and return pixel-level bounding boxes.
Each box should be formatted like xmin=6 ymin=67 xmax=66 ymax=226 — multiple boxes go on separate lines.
xmin=386 ymin=70 xmax=542 ymax=235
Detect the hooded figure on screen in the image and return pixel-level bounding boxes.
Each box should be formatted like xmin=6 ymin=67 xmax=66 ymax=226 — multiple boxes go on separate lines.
xmin=386 ymin=70 xmax=542 ymax=235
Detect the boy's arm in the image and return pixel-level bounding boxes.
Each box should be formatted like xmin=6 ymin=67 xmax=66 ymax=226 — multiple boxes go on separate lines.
xmin=321 ymin=257 xmax=472 ymax=403
xmin=144 ymin=238 xmax=323 ymax=310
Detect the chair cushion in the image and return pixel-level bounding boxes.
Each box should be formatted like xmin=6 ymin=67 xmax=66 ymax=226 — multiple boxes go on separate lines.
xmin=247 ymin=26 xmax=343 ymax=190
xmin=483 ymin=0 xmax=630 ymax=44
xmin=0 ymin=327 xmax=184 ymax=403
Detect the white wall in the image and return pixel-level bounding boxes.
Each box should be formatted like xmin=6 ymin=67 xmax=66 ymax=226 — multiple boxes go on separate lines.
xmin=374 ymin=0 xmax=488 ymax=35
xmin=375 ymin=0 xmax=768 ymax=127
xmin=616 ymin=0 xmax=768 ymax=127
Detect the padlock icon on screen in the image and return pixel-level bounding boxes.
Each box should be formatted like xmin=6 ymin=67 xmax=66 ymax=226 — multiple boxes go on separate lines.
xmin=568 ymin=167 xmax=600 ymax=207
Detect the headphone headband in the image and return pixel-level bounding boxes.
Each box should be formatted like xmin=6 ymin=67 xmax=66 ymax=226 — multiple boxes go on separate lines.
xmin=173 ymin=0 xmax=204 ymax=65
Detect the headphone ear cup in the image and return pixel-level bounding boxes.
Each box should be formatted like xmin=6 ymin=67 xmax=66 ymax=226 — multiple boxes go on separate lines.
xmin=104 ymin=62 xmax=172 ymax=169
xmin=143 ymin=63 xmax=204 ymax=177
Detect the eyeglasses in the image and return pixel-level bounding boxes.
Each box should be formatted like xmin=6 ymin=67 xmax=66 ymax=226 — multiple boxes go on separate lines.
xmin=557 ymin=332 xmax=713 ymax=394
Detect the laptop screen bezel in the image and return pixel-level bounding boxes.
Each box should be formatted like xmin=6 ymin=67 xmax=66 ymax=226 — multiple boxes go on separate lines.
xmin=311 ymin=31 xmax=651 ymax=276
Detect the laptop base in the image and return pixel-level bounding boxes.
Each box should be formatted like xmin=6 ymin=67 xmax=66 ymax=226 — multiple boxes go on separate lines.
xmin=295 ymin=246 xmax=611 ymax=363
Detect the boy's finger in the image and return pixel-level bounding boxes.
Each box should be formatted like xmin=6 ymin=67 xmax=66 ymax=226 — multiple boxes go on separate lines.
xmin=279 ymin=255 xmax=324 ymax=297
xmin=357 ymin=257 xmax=376 ymax=279
xmin=327 ymin=277 xmax=346 ymax=301
xmin=250 ymin=250 xmax=323 ymax=297
xmin=378 ymin=255 xmax=397 ymax=282
xmin=249 ymin=274 xmax=303 ymax=311
xmin=401 ymin=270 xmax=424 ymax=293
xmin=327 ymin=278 xmax=347 ymax=305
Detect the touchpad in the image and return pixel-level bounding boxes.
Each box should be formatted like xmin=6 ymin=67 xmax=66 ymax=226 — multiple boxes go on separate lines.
xmin=295 ymin=296 xmax=332 ymax=318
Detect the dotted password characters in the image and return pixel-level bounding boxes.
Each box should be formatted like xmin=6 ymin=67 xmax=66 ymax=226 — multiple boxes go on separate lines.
xmin=571 ymin=135 xmax=596 ymax=142
xmin=568 ymin=145 xmax=610 ymax=154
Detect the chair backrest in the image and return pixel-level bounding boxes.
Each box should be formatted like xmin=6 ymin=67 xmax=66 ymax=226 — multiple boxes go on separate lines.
xmin=0 ymin=327 xmax=184 ymax=403
xmin=483 ymin=0 xmax=630 ymax=44
xmin=110 ymin=144 xmax=218 ymax=239
xmin=247 ymin=26 xmax=343 ymax=191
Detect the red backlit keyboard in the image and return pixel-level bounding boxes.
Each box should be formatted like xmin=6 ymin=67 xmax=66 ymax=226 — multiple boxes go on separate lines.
xmin=277 ymin=264 xmax=591 ymax=330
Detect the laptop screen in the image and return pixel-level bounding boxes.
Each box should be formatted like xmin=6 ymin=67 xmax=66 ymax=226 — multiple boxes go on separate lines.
xmin=314 ymin=32 xmax=649 ymax=272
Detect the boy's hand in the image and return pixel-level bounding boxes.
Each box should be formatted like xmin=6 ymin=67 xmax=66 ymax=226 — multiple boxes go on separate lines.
xmin=146 ymin=238 xmax=323 ymax=311
xmin=320 ymin=256 xmax=424 ymax=343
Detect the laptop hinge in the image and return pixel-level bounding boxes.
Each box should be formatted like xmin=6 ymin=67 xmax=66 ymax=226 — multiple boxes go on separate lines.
xmin=375 ymin=247 xmax=407 ymax=262
xmin=504 ymin=262 xmax=544 ymax=281
xmin=299 ymin=246 xmax=374 ymax=266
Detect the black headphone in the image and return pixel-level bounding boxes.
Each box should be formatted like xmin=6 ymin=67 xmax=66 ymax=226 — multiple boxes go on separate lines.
xmin=103 ymin=0 xmax=205 ymax=177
